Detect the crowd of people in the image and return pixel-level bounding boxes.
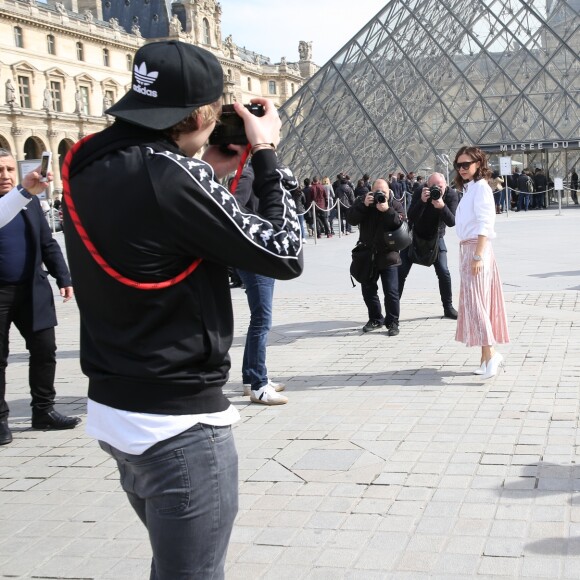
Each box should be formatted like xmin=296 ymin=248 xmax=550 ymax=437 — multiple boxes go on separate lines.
xmin=488 ymin=166 xmax=579 ymax=214
xmin=0 ymin=38 xmax=517 ymax=579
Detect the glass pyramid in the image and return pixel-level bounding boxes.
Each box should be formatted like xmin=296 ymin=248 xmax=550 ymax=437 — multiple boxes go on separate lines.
xmin=279 ymin=0 xmax=580 ymax=180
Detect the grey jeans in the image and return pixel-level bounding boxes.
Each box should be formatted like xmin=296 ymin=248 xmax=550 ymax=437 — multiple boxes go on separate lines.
xmin=100 ymin=423 xmax=238 ymax=580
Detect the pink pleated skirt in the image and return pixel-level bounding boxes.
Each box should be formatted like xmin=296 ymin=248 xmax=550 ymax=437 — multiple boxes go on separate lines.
xmin=455 ymin=239 xmax=510 ymax=347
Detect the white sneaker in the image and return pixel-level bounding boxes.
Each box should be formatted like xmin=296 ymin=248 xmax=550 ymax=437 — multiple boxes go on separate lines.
xmin=243 ymin=380 xmax=285 ymax=397
xmin=249 ymin=385 xmax=288 ymax=405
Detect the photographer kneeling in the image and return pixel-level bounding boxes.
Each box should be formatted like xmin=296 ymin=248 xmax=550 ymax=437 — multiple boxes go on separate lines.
xmin=398 ymin=172 xmax=459 ymax=319
xmin=347 ymin=179 xmax=405 ymax=336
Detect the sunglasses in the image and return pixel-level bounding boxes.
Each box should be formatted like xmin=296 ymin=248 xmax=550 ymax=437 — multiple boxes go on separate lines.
xmin=454 ymin=161 xmax=476 ymax=170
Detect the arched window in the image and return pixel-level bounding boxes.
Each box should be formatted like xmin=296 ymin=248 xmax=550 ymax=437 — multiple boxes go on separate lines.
xmin=14 ymin=27 xmax=24 ymax=48
xmin=268 ymin=81 xmax=277 ymax=95
xmin=103 ymin=48 xmax=110 ymax=67
xmin=202 ymin=18 xmax=210 ymax=44
xmin=47 ymin=34 xmax=56 ymax=55
xmin=76 ymin=42 xmax=84 ymax=61
xmin=247 ymin=77 xmax=252 ymax=91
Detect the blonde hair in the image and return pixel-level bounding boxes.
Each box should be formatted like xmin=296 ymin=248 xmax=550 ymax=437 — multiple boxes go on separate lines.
xmin=165 ymin=100 xmax=222 ymax=139
xmin=322 ymin=176 xmax=331 ymax=185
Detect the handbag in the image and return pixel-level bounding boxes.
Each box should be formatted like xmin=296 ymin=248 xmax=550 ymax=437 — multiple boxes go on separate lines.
xmin=350 ymin=242 xmax=376 ymax=284
xmin=384 ymin=221 xmax=412 ymax=252
xmin=408 ymin=232 xmax=440 ymax=266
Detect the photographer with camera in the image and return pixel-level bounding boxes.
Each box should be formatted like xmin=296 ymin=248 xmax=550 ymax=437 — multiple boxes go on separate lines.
xmin=347 ymin=179 xmax=405 ymax=336
xmin=398 ymin=172 xmax=459 ymax=319
xmin=63 ymin=41 xmax=303 ymax=579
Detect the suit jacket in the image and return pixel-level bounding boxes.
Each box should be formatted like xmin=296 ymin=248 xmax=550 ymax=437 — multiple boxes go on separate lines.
xmin=20 ymin=197 xmax=71 ymax=332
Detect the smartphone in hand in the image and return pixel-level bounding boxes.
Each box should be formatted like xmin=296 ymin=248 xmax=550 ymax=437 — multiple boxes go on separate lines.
xmin=39 ymin=151 xmax=52 ymax=182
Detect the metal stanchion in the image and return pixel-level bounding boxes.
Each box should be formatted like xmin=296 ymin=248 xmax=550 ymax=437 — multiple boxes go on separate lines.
xmin=311 ymin=203 xmax=318 ymax=244
xmin=336 ymin=200 xmax=342 ymax=239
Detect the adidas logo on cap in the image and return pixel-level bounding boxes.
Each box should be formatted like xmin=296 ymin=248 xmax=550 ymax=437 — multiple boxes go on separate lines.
xmin=133 ymin=62 xmax=159 ymax=98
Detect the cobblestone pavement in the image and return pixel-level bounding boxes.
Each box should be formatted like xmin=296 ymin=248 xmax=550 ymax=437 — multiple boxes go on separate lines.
xmin=1 ymin=208 xmax=579 ymax=579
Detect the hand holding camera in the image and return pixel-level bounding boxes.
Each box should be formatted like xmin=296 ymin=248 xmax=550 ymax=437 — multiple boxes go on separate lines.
xmin=422 ymin=185 xmax=445 ymax=209
xmin=205 ymin=98 xmax=281 ymax=176
xmin=208 ymin=98 xmax=280 ymax=150
xmin=364 ymin=191 xmax=389 ymax=211
xmin=234 ymin=98 xmax=281 ymax=150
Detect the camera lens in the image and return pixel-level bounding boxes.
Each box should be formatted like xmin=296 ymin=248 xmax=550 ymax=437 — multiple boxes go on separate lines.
xmin=373 ymin=191 xmax=386 ymax=204
xmin=429 ymin=186 xmax=442 ymax=200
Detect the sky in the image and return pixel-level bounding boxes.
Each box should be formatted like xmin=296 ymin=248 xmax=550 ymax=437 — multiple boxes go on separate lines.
xmin=218 ymin=0 xmax=387 ymax=65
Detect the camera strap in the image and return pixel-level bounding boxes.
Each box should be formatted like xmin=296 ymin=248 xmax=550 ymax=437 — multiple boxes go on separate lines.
xmin=62 ymin=135 xmax=249 ymax=290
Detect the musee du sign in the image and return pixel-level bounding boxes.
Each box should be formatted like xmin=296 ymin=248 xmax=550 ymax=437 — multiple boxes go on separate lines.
xmin=479 ymin=140 xmax=580 ymax=153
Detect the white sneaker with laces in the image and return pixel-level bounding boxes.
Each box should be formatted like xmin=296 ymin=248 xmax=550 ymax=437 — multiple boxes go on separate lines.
xmin=243 ymin=380 xmax=285 ymax=396
xmin=249 ymin=385 xmax=288 ymax=405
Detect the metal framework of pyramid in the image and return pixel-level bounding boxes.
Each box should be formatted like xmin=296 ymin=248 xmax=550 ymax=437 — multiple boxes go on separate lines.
xmin=278 ymin=0 xmax=580 ymax=180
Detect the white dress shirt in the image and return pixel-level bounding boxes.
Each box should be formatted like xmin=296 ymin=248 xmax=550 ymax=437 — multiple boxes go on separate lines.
xmin=455 ymin=178 xmax=496 ymax=241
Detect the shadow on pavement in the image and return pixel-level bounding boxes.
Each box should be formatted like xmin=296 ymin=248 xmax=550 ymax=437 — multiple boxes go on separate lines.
xmin=499 ymin=461 xmax=580 ymax=557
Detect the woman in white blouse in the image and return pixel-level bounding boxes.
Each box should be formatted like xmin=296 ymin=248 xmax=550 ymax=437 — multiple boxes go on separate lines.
xmin=453 ymin=146 xmax=509 ymax=378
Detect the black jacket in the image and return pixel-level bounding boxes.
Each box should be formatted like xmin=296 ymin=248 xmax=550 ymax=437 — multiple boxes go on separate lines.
xmin=64 ymin=121 xmax=303 ymax=415
xmin=335 ymin=182 xmax=355 ymax=207
xmin=347 ymin=193 xmax=404 ymax=268
xmin=1 ymin=197 xmax=71 ymax=332
xmin=407 ymin=186 xmax=458 ymax=239
xmin=518 ymin=173 xmax=533 ymax=193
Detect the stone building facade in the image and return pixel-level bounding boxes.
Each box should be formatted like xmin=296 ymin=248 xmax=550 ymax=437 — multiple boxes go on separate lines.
xmin=0 ymin=0 xmax=317 ymax=193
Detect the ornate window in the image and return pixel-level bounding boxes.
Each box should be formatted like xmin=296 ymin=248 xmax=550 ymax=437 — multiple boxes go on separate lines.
xmin=76 ymin=42 xmax=84 ymax=61
xmin=247 ymin=77 xmax=252 ymax=91
xmin=50 ymin=81 xmax=63 ymax=112
xmin=126 ymin=54 xmax=132 ymax=71
xmin=47 ymin=35 xmax=56 ymax=55
xmin=268 ymin=81 xmax=277 ymax=95
xmin=17 ymin=75 xmax=31 ymax=108
xmin=79 ymin=86 xmax=90 ymax=115
xmin=202 ymin=18 xmax=210 ymax=45
xmin=14 ymin=27 xmax=23 ymax=48
xmin=103 ymin=48 xmax=110 ymax=67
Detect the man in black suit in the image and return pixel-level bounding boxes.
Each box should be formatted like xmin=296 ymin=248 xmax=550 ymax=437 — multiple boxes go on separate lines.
xmin=398 ymin=172 xmax=459 ymax=319
xmin=0 ymin=149 xmax=80 ymax=445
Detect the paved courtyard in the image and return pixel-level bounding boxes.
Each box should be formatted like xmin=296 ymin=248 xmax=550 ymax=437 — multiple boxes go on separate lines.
xmin=1 ymin=206 xmax=579 ymax=579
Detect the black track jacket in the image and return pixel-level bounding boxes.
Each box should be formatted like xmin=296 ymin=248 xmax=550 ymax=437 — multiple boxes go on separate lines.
xmin=64 ymin=122 xmax=303 ymax=415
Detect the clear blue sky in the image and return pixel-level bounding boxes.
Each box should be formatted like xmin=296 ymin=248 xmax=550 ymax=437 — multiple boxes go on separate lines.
xmin=219 ymin=0 xmax=387 ymax=65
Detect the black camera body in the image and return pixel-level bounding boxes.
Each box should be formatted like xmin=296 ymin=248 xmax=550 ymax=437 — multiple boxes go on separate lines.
xmin=429 ymin=185 xmax=443 ymax=200
xmin=373 ymin=191 xmax=387 ymax=204
xmin=209 ymin=103 xmax=265 ymax=146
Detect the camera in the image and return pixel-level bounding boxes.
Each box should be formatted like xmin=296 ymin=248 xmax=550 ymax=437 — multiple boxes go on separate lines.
xmin=429 ymin=185 xmax=443 ymax=200
xmin=373 ymin=191 xmax=387 ymax=204
xmin=208 ymin=103 xmax=265 ymax=146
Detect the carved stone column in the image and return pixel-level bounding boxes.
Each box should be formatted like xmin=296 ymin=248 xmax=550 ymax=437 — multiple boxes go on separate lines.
xmin=10 ymin=125 xmax=24 ymax=160
xmin=47 ymin=129 xmax=61 ymax=193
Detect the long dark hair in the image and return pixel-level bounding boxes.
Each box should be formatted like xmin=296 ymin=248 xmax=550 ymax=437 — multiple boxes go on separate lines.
xmin=453 ymin=146 xmax=491 ymax=189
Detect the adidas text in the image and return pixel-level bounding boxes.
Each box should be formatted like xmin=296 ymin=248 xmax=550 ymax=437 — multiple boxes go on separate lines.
xmin=133 ymin=84 xmax=157 ymax=97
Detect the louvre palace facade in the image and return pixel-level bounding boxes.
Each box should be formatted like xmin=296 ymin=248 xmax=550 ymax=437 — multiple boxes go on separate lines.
xmin=279 ymin=0 xmax=580 ymax=185
xmin=0 ymin=0 xmax=317 ymax=193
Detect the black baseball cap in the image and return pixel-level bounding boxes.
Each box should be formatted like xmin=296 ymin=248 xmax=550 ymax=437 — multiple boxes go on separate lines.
xmin=106 ymin=40 xmax=224 ymax=130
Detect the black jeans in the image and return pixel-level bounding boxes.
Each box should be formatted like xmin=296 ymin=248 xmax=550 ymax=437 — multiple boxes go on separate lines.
xmin=0 ymin=284 xmax=57 ymax=419
xmin=398 ymin=238 xmax=453 ymax=310
xmin=361 ymin=265 xmax=400 ymax=326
